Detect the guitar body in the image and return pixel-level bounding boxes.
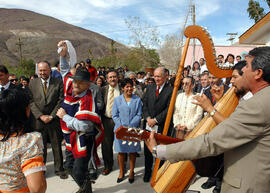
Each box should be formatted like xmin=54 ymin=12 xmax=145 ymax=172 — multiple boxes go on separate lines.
xmin=152 ymin=86 xmax=239 ymax=193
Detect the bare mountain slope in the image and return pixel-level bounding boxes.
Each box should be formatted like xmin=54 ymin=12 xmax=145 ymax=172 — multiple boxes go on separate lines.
xmin=0 ymin=8 xmax=127 ymax=66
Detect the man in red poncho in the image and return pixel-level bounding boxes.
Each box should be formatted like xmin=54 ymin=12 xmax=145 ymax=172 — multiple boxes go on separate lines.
xmin=57 ymin=41 xmax=104 ymax=193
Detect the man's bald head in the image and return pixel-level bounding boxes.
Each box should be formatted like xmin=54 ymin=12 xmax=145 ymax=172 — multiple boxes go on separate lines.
xmin=38 ymin=61 xmax=51 ymax=80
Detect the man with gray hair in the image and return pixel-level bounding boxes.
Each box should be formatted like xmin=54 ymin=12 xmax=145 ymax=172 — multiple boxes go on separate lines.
xmin=125 ymin=71 xmax=144 ymax=98
xmin=142 ymin=66 xmax=173 ymax=182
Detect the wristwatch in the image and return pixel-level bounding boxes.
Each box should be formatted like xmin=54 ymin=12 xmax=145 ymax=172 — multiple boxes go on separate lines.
xmin=152 ymin=146 xmax=157 ymax=158
xmin=209 ymin=109 xmax=217 ymax=117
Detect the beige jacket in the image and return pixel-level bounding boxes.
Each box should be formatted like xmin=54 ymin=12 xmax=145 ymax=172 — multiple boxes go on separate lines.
xmin=173 ymin=92 xmax=203 ymax=131
xmin=166 ymin=86 xmax=270 ymax=193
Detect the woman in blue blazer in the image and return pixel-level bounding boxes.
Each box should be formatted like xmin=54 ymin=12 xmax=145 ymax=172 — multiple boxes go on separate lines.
xmin=112 ymin=78 xmax=142 ymax=184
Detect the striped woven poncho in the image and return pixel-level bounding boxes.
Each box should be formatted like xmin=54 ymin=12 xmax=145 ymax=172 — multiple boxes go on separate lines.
xmin=61 ymin=74 xmax=104 ymax=165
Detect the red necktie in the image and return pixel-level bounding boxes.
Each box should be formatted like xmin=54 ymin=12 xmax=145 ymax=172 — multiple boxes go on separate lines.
xmin=156 ymin=86 xmax=160 ymax=97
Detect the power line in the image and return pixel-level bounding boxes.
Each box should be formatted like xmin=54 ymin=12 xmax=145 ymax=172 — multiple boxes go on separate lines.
xmin=100 ymin=22 xmax=183 ymax=34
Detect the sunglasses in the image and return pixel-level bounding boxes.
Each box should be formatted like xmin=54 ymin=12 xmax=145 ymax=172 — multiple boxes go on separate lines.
xmin=10 ymin=79 xmax=18 ymax=82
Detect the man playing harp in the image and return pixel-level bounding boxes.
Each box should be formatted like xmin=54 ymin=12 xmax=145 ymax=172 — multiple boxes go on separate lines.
xmin=146 ymin=46 xmax=270 ymax=193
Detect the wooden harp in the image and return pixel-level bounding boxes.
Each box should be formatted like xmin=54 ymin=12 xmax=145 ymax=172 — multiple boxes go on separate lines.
xmin=150 ymin=25 xmax=239 ymax=193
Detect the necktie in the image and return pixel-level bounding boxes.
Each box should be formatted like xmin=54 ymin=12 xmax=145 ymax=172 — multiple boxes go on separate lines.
xmin=156 ymin=86 xmax=160 ymax=97
xmin=0 ymin=87 xmax=4 ymax=92
xmin=108 ymin=88 xmax=114 ymax=117
xmin=43 ymin=80 xmax=48 ymax=95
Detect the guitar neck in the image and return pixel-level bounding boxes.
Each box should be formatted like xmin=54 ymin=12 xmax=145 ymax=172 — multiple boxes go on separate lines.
xmin=115 ymin=126 xmax=183 ymax=144
xmin=142 ymin=131 xmax=183 ymax=144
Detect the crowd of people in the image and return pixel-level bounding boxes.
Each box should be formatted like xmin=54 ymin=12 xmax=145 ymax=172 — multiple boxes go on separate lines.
xmin=0 ymin=40 xmax=269 ymax=193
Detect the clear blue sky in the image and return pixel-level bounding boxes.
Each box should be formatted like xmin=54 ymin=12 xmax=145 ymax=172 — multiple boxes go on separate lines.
xmin=1 ymin=0 xmax=269 ymax=46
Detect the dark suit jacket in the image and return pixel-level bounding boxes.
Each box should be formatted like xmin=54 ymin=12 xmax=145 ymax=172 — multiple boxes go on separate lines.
xmin=143 ymin=83 xmax=173 ymax=134
xmin=29 ymin=77 xmax=64 ymax=131
xmin=4 ymin=83 xmax=32 ymax=100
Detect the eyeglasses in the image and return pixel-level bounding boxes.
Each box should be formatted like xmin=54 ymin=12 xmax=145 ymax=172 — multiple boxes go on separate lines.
xmin=182 ymin=82 xmax=191 ymax=85
xmin=10 ymin=79 xmax=18 ymax=82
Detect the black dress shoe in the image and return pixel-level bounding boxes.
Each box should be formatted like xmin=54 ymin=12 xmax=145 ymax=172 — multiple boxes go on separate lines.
xmin=56 ymin=171 xmax=68 ymax=179
xmin=201 ymin=177 xmax=216 ymax=189
xmin=129 ymin=178 xmax=134 ymax=184
xmin=129 ymin=172 xmax=135 ymax=184
xmin=117 ymin=177 xmax=125 ymax=183
xmin=143 ymin=173 xmax=151 ymax=183
xmin=76 ymin=179 xmax=93 ymax=193
xmin=213 ymin=180 xmax=221 ymax=193
xmin=102 ymin=168 xmax=112 ymax=176
xmin=213 ymin=186 xmax=221 ymax=193
xmin=89 ymin=169 xmax=98 ymax=180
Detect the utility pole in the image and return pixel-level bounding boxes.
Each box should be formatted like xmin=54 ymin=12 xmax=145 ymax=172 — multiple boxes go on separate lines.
xmin=16 ymin=37 xmax=23 ymax=65
xmin=192 ymin=4 xmax=196 ymax=64
xmin=226 ymin=33 xmax=238 ymax=45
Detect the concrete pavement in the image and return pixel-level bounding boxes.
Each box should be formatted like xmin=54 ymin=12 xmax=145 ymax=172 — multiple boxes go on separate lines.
xmin=45 ymin=144 xmax=214 ymax=193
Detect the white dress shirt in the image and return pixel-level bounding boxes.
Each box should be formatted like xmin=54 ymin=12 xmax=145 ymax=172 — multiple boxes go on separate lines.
xmin=0 ymin=81 xmax=11 ymax=91
xmin=40 ymin=77 xmax=50 ymax=88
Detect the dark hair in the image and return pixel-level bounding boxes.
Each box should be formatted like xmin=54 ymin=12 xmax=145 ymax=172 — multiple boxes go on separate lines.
xmin=192 ymin=61 xmax=200 ymax=71
xmin=120 ymin=78 xmax=134 ymax=88
xmin=55 ymin=61 xmax=60 ymax=68
xmin=218 ymin=54 xmax=224 ymax=58
xmin=20 ymin=76 xmax=26 ymax=80
xmin=0 ymin=65 xmax=9 ymax=74
xmin=183 ymin=75 xmax=195 ymax=85
xmin=95 ymin=76 xmax=106 ymax=87
xmin=0 ymin=88 xmax=31 ymax=141
xmin=106 ymin=69 xmax=119 ymax=78
xmin=201 ymin=70 xmax=209 ymax=75
xmin=164 ymin=68 xmax=169 ymax=76
xmin=232 ymin=61 xmax=246 ymax=76
xmin=30 ymin=74 xmax=38 ymax=79
xmin=183 ymin=67 xmax=190 ymax=74
xmin=200 ymin=72 xmax=209 ymax=78
xmin=249 ymin=46 xmax=270 ymax=83
xmin=75 ymin=63 xmax=82 ymax=69
xmin=225 ymin=54 xmax=235 ymax=63
xmin=22 ymin=77 xmax=30 ymax=83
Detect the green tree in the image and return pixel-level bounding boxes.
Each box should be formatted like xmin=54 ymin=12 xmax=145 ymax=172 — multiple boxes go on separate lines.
xmin=6 ymin=59 xmax=35 ymax=78
xmin=92 ymin=47 xmax=159 ymax=71
xmin=247 ymin=0 xmax=265 ymax=22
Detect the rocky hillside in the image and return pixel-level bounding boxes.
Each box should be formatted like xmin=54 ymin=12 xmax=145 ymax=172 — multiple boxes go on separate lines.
xmin=0 ymin=8 xmax=127 ymax=66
